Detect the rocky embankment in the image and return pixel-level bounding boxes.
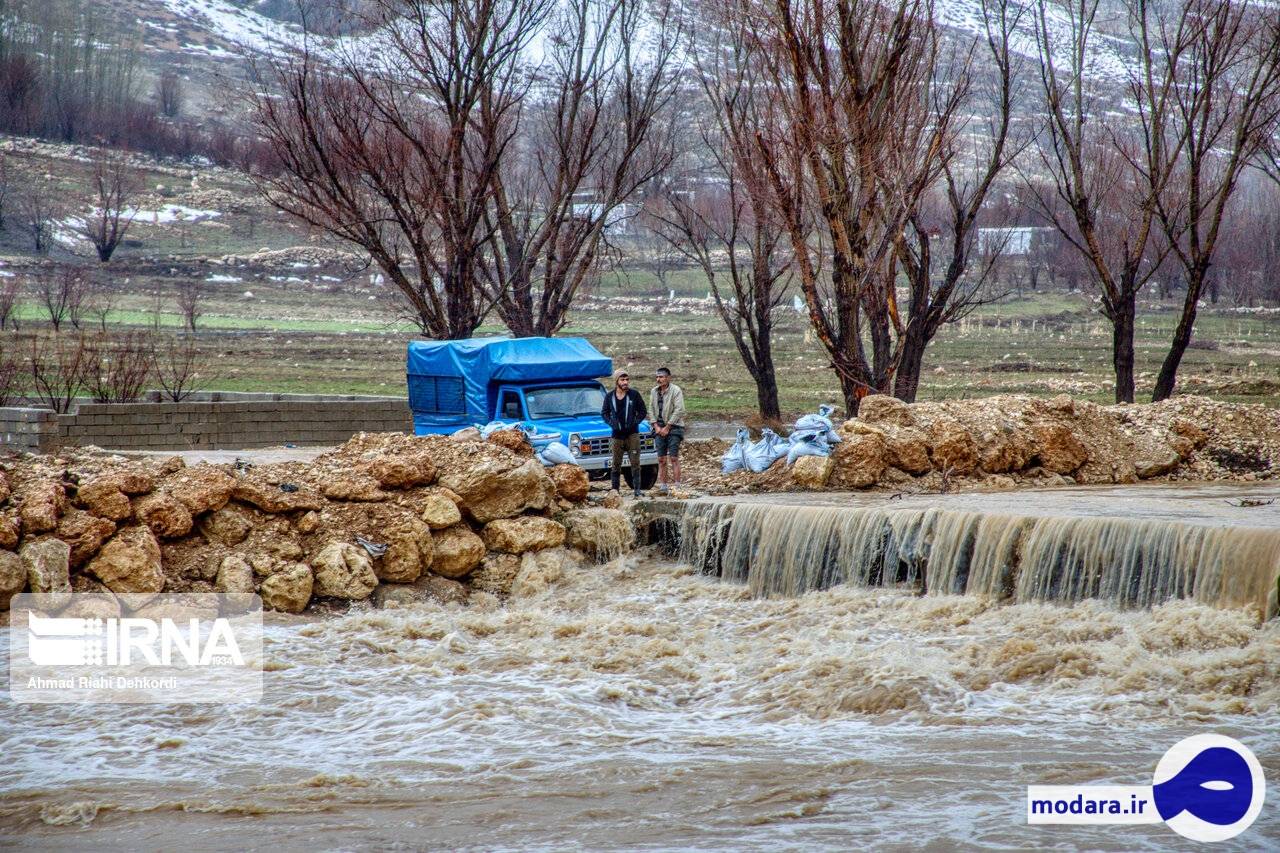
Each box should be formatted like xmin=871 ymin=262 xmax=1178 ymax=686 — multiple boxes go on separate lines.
xmin=0 ymin=432 xmax=634 ymax=614
xmin=681 ymin=394 xmax=1280 ymax=494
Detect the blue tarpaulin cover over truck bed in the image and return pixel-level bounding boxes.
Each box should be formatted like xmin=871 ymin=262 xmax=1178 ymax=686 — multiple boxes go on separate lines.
xmin=406 ymin=336 xmax=613 ymax=430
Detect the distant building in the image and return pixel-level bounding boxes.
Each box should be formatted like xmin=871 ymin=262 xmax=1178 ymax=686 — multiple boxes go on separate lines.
xmin=570 ymin=198 xmax=639 ymax=236
xmin=977 ymin=226 xmax=1056 ymax=256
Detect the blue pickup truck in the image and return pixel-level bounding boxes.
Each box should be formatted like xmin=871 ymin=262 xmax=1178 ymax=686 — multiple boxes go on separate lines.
xmin=406 ymin=336 xmax=658 ymax=488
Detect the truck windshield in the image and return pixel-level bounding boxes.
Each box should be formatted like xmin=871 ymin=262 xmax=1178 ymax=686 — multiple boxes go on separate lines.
xmin=524 ymin=386 xmax=605 ymax=419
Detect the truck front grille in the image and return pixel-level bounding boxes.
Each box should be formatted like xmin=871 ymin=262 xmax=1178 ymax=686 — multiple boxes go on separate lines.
xmin=580 ymin=435 xmax=655 ymax=456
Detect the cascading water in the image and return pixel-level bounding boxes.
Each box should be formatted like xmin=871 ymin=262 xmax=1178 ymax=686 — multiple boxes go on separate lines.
xmin=678 ymin=486 xmax=1280 ymax=617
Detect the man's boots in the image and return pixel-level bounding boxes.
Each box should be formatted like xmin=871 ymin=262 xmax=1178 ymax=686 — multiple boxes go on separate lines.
xmin=610 ymin=471 xmax=620 ymax=493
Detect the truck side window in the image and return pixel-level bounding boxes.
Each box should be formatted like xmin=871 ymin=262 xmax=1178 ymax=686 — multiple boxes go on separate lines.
xmin=501 ymin=391 xmax=522 ymax=420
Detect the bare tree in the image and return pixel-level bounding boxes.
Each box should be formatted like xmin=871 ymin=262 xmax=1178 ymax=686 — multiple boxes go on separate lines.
xmin=156 ymin=70 xmax=183 ymax=118
xmin=28 ymin=332 xmax=90 ymax=413
xmin=743 ymin=0 xmax=967 ymax=413
xmin=15 ymin=175 xmax=60 ymax=255
xmin=1024 ymin=0 xmax=1170 ymax=403
xmin=0 ymin=334 xmax=20 ymax=406
xmin=174 ymin=279 xmax=204 ymax=331
xmin=79 ymin=149 xmax=140 ymax=262
xmin=0 ymin=151 xmax=9 ymax=231
xmin=249 ymin=0 xmax=550 ymax=339
xmin=83 ymin=273 xmax=119 ymax=332
xmin=1145 ymin=1 xmax=1280 ymax=400
xmin=151 ymin=333 xmax=209 ymax=401
xmin=0 ymin=275 xmax=21 ymax=330
xmin=652 ymin=17 xmax=793 ymax=419
xmin=36 ymin=264 xmax=89 ymax=331
xmin=483 ymin=0 xmax=679 ymax=336
xmin=84 ymin=331 xmax=152 ymax=402
xmin=890 ymin=0 xmax=1025 ymax=401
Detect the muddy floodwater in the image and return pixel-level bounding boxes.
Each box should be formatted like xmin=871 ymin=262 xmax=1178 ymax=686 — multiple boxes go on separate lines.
xmin=2 ymin=485 xmax=1279 ymax=850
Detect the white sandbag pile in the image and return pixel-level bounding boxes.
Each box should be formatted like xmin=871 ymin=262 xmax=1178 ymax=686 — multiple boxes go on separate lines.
xmin=721 ymin=407 xmax=842 ymax=474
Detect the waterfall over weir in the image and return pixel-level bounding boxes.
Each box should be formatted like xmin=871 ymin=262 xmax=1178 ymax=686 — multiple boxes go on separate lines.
xmin=670 ymin=486 xmax=1280 ymax=617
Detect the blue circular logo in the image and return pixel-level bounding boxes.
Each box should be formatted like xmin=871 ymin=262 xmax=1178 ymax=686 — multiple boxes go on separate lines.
xmin=1152 ymin=735 xmax=1265 ymax=842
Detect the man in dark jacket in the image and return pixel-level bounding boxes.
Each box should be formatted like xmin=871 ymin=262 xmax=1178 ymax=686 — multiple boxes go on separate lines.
xmin=601 ymin=368 xmax=647 ymax=496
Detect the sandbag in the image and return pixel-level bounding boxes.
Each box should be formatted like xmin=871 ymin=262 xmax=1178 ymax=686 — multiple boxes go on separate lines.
xmin=537 ymin=442 xmax=577 ymax=467
xmin=746 ymin=429 xmax=786 ymax=472
xmin=786 ymin=434 xmax=830 ymax=466
xmin=793 ymin=405 xmax=842 ymax=444
xmin=721 ymin=428 xmax=751 ymax=474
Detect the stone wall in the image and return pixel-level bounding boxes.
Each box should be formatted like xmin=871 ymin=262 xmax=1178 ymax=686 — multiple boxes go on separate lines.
xmin=0 ymin=393 xmax=411 ymax=452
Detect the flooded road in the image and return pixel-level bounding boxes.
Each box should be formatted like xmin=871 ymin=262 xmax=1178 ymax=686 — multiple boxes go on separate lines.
xmin=3 ymin=549 xmax=1277 ymax=850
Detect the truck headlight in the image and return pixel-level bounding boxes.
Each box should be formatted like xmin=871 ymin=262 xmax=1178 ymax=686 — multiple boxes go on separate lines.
xmin=568 ymin=433 xmax=581 ymax=456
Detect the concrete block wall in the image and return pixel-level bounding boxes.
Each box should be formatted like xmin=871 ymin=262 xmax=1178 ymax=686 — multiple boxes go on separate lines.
xmin=0 ymin=393 xmax=411 ymax=452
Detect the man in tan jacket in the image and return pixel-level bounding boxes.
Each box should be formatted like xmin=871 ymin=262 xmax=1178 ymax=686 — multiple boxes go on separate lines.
xmin=648 ymin=367 xmax=686 ymax=493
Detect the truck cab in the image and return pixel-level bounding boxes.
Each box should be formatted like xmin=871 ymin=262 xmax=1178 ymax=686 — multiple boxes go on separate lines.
xmin=406 ymin=336 xmax=658 ymax=488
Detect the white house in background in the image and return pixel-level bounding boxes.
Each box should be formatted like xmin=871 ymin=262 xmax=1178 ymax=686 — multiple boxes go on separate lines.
xmin=977 ymin=226 xmax=1056 ymax=256
xmin=570 ymin=195 xmax=639 ymax=236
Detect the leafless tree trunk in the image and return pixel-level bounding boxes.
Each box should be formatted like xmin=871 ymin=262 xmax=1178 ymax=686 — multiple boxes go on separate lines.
xmin=79 ymin=149 xmax=139 ymax=262
xmin=84 ymin=273 xmax=118 ymax=332
xmin=742 ymin=0 xmax=966 ymax=413
xmin=1146 ymin=1 xmax=1280 ymax=400
xmin=483 ymin=0 xmax=679 ymax=336
xmin=1024 ymin=0 xmax=1171 ymax=403
xmin=249 ymin=0 xmax=549 ymax=339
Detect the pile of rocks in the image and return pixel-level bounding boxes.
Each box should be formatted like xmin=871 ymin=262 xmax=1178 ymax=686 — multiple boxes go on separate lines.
xmin=680 ymin=394 xmax=1280 ymax=494
xmin=0 ymin=431 xmax=634 ymax=613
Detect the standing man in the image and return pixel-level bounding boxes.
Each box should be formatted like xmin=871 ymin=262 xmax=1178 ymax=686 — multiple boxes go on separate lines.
xmin=601 ymin=367 xmax=647 ymax=497
xmin=649 ymin=367 xmax=686 ymax=494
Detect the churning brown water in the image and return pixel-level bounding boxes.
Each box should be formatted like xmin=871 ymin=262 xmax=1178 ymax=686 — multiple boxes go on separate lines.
xmin=2 ymin=485 xmax=1278 ymax=850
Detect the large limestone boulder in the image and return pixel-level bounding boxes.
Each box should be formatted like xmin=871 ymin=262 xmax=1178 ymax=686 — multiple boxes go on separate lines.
xmin=21 ymin=538 xmax=71 ymax=598
xmin=20 ymin=481 xmax=65 ymax=535
xmin=0 ymin=550 xmax=25 ymax=608
xmin=0 ymin=515 xmax=18 ymax=550
xmin=311 ymin=542 xmax=378 ymax=599
xmin=486 ymin=429 xmax=534 ymax=458
xmin=561 ymin=508 xmax=634 ymax=561
xmin=791 ymin=455 xmax=835 ymax=489
xmin=372 ymin=573 xmax=468 ymax=609
xmin=927 ymin=418 xmax=978 ymax=475
xmin=199 ymin=507 xmax=253 ymax=546
xmin=978 ymin=426 xmax=1037 ymax=474
xmin=86 ymin=526 xmax=164 ymax=594
xmin=857 ymin=394 xmax=914 ymax=427
xmin=365 ymin=455 xmax=436 ymax=489
xmin=481 ymin=516 xmax=566 ymax=553
xmin=75 ymin=478 xmax=133 ymax=521
xmin=439 ymin=457 xmax=555 ymax=523
xmin=376 ymin=518 xmax=434 ymax=583
xmin=1031 ymin=423 xmax=1088 ymax=474
xmin=168 ymin=468 xmax=236 ymax=515
xmin=1135 ymin=448 xmax=1181 ymax=479
xmin=829 ymin=431 xmax=887 ymax=488
xmin=884 ymin=428 xmax=932 ymax=475
xmin=214 ymin=555 xmax=256 ymax=595
xmin=55 ymin=510 xmax=117 ymax=567
xmin=420 ymin=491 xmax=463 ymax=529
xmin=510 ymin=548 xmax=572 ymax=598
xmin=232 ymin=478 xmax=325 ymax=514
xmin=259 ymin=563 xmax=313 ymax=613
xmin=320 ymin=472 xmax=388 ymax=502
xmin=469 ymin=553 xmax=521 ymax=596
xmin=134 ymin=492 xmax=194 ymax=539
xmin=110 ymin=470 xmax=156 ymax=495
xmin=548 ymin=464 xmax=589 ymax=503
xmin=430 ymin=524 xmax=486 ymax=579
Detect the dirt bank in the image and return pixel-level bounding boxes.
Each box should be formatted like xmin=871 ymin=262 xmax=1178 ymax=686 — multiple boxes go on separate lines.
xmin=679 ymin=394 xmax=1280 ymax=494
xmin=0 ymin=431 xmax=633 ymax=614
